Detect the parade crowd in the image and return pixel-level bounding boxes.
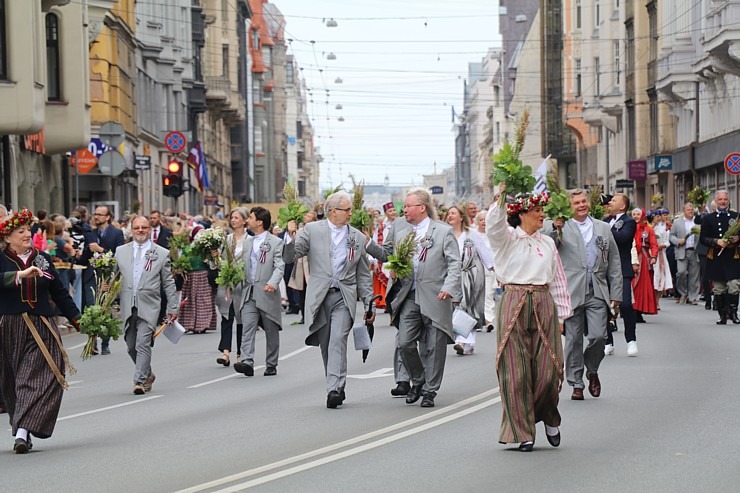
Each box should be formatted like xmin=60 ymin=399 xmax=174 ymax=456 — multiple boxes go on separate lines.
xmin=0 ymin=186 xmax=732 ymax=454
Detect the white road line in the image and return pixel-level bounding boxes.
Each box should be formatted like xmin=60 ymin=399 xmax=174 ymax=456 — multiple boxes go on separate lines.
xmin=57 ymin=395 xmax=163 ymax=422
xmin=187 ymin=346 xmax=314 ymax=389
xmin=67 ymin=341 xmax=87 ymax=350
xmin=173 ymin=388 xmax=499 ymax=493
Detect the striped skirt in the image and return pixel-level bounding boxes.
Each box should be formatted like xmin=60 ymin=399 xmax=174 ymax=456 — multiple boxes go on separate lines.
xmin=495 ymin=285 xmax=564 ymax=444
xmin=180 ymin=270 xmax=218 ymax=332
xmin=0 ymin=313 xmax=66 ymax=439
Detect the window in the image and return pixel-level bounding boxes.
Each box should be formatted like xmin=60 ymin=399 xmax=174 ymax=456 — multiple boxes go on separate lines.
xmin=222 ymin=45 xmax=229 ymax=78
xmin=495 ymin=122 xmax=501 ymax=143
xmin=614 ymin=41 xmax=621 ymax=85
xmin=251 ymin=29 xmax=259 ymax=50
xmin=252 ymin=79 xmax=262 ymax=104
xmin=46 ymin=13 xmax=61 ymax=101
xmin=296 ymin=120 xmax=302 ymax=139
xmin=262 ymin=46 xmax=271 ymax=67
xmin=649 ymin=89 xmax=658 ymax=155
xmin=575 ymin=0 xmax=582 ymax=29
xmin=594 ymin=57 xmax=601 ymax=96
xmin=595 ymin=0 xmax=600 ymax=26
xmin=0 ymin=0 xmax=7 ymax=80
xmin=254 ymin=125 xmax=263 ymax=153
xmin=286 ymin=62 xmax=294 ymax=85
xmin=575 ymin=58 xmax=582 ymax=96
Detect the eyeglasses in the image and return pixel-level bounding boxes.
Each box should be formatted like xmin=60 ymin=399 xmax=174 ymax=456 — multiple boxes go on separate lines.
xmin=334 ymin=207 xmax=352 ymax=213
xmin=403 ymin=204 xmax=424 ymax=209
xmin=132 ymin=226 xmax=150 ymax=231
xmin=93 ymin=213 xmax=108 ymax=217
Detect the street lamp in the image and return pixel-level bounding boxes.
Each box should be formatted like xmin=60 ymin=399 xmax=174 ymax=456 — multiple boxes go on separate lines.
xmin=338 ymin=116 xmax=345 ymax=122
xmin=327 ymin=52 xmax=337 ymax=60
xmin=326 ymin=18 xmax=338 ymax=27
xmin=335 ymin=77 xmax=343 ymax=84
xmin=335 ymin=104 xmax=343 ymax=110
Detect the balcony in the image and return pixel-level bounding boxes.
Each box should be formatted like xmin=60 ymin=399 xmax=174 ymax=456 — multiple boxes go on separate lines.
xmin=703 ymin=0 xmax=740 ymax=53
xmin=222 ymin=92 xmax=246 ymax=126
xmin=205 ymin=76 xmax=231 ymax=110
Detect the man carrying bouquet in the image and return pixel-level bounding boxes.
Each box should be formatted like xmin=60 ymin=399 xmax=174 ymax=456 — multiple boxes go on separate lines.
xmin=114 ymin=215 xmax=179 ymax=395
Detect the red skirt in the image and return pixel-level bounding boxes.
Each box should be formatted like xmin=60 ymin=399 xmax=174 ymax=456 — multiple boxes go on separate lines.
xmin=180 ymin=270 xmax=218 ymax=332
xmin=632 ymin=250 xmax=658 ymax=314
xmin=373 ymin=271 xmax=387 ymax=309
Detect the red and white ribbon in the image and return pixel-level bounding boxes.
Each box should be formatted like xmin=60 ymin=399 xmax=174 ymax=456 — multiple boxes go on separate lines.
xmin=145 ymin=258 xmax=153 ymax=271
xmin=419 ymin=246 xmax=429 ymax=262
xmin=259 ymin=250 xmax=267 ymax=263
xmin=348 ymin=248 xmax=355 ymax=262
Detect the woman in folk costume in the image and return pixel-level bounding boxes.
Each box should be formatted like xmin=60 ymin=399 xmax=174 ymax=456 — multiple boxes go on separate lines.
xmin=445 ymin=205 xmax=494 ymax=355
xmin=485 ymin=184 xmax=572 ymax=452
xmin=179 ymin=224 xmax=218 ymax=333
xmin=650 ymin=210 xmax=673 ymax=307
xmin=369 ymin=203 xmax=397 ymax=311
xmin=475 ymin=210 xmax=498 ymax=333
xmin=214 ymin=208 xmax=249 ymax=366
xmin=631 ymin=208 xmax=659 ymax=320
xmin=0 ymin=209 xmax=80 ymax=454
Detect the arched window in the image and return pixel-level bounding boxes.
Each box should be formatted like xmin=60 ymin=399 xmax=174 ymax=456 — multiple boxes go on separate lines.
xmin=46 ymin=13 xmax=61 ymax=101
xmin=0 ymin=0 xmax=7 ymax=80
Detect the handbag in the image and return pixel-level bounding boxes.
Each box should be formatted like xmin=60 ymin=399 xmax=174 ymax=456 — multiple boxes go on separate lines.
xmin=452 ymin=307 xmax=477 ymax=338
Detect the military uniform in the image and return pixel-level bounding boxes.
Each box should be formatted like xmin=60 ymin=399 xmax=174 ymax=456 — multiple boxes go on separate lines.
xmin=699 ymin=209 xmax=740 ymax=324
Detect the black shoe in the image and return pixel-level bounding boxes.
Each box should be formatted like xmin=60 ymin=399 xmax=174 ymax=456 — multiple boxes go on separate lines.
xmin=705 ymin=300 xmax=712 ymax=310
xmin=546 ymin=429 xmax=561 ymax=447
xmin=264 ymin=367 xmax=277 ymax=376
xmin=13 ymin=437 xmax=31 ymax=454
xmin=518 ymin=441 xmax=534 ymax=452
xmin=405 ymin=384 xmax=424 ymax=404
xmin=420 ymin=391 xmax=436 ymax=408
xmin=339 ymin=388 xmax=346 ymax=403
xmin=101 ymin=347 xmax=110 ymax=355
xmin=234 ymin=362 xmax=254 ymax=376
xmin=326 ymin=391 xmax=342 ymax=409
xmin=635 ymin=313 xmax=646 ymax=323
xmin=217 ymin=355 xmax=231 ymax=367
xmin=391 ymin=382 xmax=411 ymax=397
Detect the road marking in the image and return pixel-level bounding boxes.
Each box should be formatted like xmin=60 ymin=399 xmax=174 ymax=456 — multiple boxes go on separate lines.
xmin=57 ymin=395 xmax=163 ymax=422
xmin=174 ymin=388 xmax=499 ymax=493
xmin=187 ymin=346 xmax=313 ymax=389
xmin=67 ymin=341 xmax=87 ymax=350
xmin=347 ymin=368 xmax=394 ymax=379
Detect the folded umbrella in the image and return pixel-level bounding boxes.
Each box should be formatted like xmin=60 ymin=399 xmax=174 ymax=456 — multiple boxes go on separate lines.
xmin=362 ymin=294 xmax=383 ymax=363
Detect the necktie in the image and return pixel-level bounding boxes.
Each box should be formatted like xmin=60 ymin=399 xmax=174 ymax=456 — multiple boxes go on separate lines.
xmin=153 ymin=229 xmax=158 ymax=242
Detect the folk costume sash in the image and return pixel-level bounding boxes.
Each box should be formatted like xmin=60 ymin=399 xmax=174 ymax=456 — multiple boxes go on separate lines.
xmin=21 ymin=313 xmax=76 ymax=390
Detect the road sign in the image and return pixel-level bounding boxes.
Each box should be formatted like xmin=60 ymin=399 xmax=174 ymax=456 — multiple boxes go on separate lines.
xmin=615 ymin=179 xmax=634 ymax=189
xmin=98 ymin=150 xmax=126 ymax=176
xmin=134 ymin=155 xmax=151 ymax=170
xmin=99 ymin=121 xmax=126 ymax=148
xmin=725 ymin=152 xmax=740 ymax=175
xmin=430 ymin=186 xmax=444 ymax=194
xmin=204 ymin=196 xmax=219 ymax=206
xmin=165 ymin=131 xmax=187 ymax=153
xmin=88 ymin=138 xmax=110 ymax=158
xmin=72 ymin=149 xmax=98 ymax=174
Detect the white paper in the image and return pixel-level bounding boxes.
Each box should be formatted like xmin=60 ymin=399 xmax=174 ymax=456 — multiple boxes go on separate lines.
xmin=452 ymin=308 xmax=477 ymax=338
xmin=352 ymin=324 xmax=372 ymax=351
xmin=162 ymin=320 xmax=186 ymax=344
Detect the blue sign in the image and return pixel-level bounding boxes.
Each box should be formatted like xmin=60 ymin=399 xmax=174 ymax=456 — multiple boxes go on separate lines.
xmin=88 ymin=138 xmax=110 ymax=158
xmin=288 ymin=136 xmax=296 ymax=145
xmin=647 ymin=155 xmax=672 ymax=173
xmin=430 ymin=186 xmax=444 ymax=194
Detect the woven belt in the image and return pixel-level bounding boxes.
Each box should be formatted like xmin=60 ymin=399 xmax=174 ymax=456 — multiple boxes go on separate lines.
xmin=503 ymin=284 xmax=549 ymax=292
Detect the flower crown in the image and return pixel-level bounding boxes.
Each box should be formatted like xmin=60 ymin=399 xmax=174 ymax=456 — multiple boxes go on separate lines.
xmin=506 ymin=193 xmax=550 ymax=216
xmin=0 ymin=209 xmax=33 ymax=237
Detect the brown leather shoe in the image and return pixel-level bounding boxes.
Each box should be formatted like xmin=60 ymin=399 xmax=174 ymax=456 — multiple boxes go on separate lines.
xmin=571 ymin=388 xmax=584 ymax=400
xmin=587 ymin=373 xmax=601 ymax=397
xmin=144 ymin=372 xmax=156 ymax=393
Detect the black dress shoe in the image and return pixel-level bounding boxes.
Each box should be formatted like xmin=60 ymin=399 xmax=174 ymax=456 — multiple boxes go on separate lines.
xmin=420 ymin=391 xmax=436 ymax=408
xmin=339 ymin=388 xmax=346 ymax=403
xmin=405 ymin=384 xmax=424 ymax=404
xmin=546 ymin=429 xmax=561 ymax=447
xmin=518 ymin=441 xmax=534 ymax=452
xmin=391 ymin=381 xmax=411 ymax=397
xmin=326 ymin=391 xmax=342 ymax=409
xmin=234 ymin=362 xmax=254 ymax=376
xmin=264 ymin=367 xmax=277 ymax=376
xmin=13 ymin=438 xmax=31 ymax=454
xmin=217 ymin=355 xmax=231 ymax=367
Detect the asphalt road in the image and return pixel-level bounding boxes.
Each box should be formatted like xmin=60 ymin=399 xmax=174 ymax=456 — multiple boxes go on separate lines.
xmin=3 ymin=300 xmax=740 ymax=493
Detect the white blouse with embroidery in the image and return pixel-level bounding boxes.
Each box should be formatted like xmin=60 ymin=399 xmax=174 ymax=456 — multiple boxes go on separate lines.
xmin=485 ymin=202 xmax=573 ymax=321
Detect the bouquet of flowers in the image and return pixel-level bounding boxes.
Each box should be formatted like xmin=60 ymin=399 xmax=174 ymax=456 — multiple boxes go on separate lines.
xmin=687 ymin=225 xmax=701 ymax=239
xmin=651 ymin=193 xmax=664 ymax=207
xmin=168 ymin=232 xmax=193 ymax=274
xmin=387 ymin=231 xmax=417 ymax=280
xmin=278 ymin=181 xmax=310 ymax=228
xmin=544 ymin=172 xmax=573 ymax=227
xmin=78 ymin=252 xmax=122 ymax=360
xmin=492 ymin=109 xmax=536 ymax=196
xmin=349 ymin=177 xmax=372 ymax=233
xmin=190 ymin=227 xmax=226 ymax=266
xmin=718 ymin=221 xmax=740 ymax=257
xmin=215 ymin=237 xmax=245 ymax=300
xmin=687 ymin=186 xmax=710 ymax=210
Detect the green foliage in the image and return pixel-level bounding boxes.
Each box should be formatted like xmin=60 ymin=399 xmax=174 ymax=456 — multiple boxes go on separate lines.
xmin=687 ymin=187 xmax=710 ymax=209
xmin=588 ymin=186 xmax=607 ymax=220
xmin=169 ymin=233 xmax=193 ymax=273
xmin=216 ymin=260 xmax=245 ymax=288
xmin=544 ymin=191 xmax=573 ymax=221
xmin=278 ymin=181 xmax=310 ymax=228
xmin=79 ymin=273 xmax=123 ymax=360
xmin=491 ymin=109 xmax=535 ymax=196
xmin=350 ymin=209 xmax=372 ymax=232
xmin=323 ymin=184 xmax=344 ymax=199
xmin=387 ymin=231 xmax=417 ymax=280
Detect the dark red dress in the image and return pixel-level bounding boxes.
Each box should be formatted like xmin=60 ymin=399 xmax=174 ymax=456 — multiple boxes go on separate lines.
xmin=632 ymin=217 xmax=659 ymax=315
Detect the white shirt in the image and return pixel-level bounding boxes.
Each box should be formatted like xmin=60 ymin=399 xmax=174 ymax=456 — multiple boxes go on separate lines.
xmin=485 ymin=203 xmax=573 ymax=320
xmin=151 ymin=226 xmax=161 ymax=243
xmin=609 ymin=213 xmax=625 ymax=228
xmin=250 ymin=231 xmax=268 ymax=282
xmin=132 ymin=240 xmax=152 ymax=303
xmin=327 ymin=220 xmax=349 ymax=287
xmin=683 ymin=217 xmax=696 ymax=249
xmin=573 ymin=216 xmax=594 ymax=244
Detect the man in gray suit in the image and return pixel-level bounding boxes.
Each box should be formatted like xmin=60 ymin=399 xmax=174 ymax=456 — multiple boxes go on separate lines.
xmin=233 ymin=206 xmax=285 ymax=377
xmin=115 ymin=215 xmax=179 ymax=395
xmin=670 ymin=202 xmax=701 ymax=304
xmin=284 ymin=191 xmax=375 ymax=409
xmin=366 ymin=189 xmax=461 ymax=408
xmin=548 ymin=189 xmax=622 ymax=401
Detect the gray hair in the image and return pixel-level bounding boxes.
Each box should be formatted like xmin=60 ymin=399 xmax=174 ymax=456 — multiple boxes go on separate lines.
xmin=716 ymin=189 xmax=729 ymax=199
xmin=230 ymin=207 xmax=249 ymax=221
xmin=568 ymin=188 xmax=588 ymax=199
xmin=0 ymin=204 xmax=8 ymax=219
xmin=407 ymin=188 xmax=438 ymax=220
xmin=324 ymin=191 xmax=352 ymax=215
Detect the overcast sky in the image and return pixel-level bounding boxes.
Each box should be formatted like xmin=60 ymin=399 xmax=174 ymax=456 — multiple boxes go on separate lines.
xmin=271 ymin=0 xmax=501 ymax=190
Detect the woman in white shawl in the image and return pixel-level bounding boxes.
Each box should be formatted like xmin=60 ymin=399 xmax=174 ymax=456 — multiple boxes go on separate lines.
xmin=445 ymin=205 xmax=494 ymax=355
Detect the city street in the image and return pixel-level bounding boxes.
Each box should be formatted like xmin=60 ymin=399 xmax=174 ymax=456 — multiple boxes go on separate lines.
xmin=3 ymin=301 xmax=740 ymax=492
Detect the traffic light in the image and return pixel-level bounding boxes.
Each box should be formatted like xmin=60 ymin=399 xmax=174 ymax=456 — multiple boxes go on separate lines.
xmin=163 ymin=159 xmax=184 ymax=198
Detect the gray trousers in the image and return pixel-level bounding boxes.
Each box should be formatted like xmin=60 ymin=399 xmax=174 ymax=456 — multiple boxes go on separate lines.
xmin=316 ymin=290 xmax=353 ymax=393
xmin=676 ymin=249 xmax=701 ymax=302
xmin=239 ymin=298 xmax=280 ymax=369
xmin=564 ymin=290 xmax=608 ymax=389
xmin=397 ymin=296 xmax=448 ymax=393
xmin=124 ymin=315 xmax=154 ymax=385
xmin=713 ymin=279 xmax=740 ymax=295
xmin=393 ymin=329 xmax=429 ymax=383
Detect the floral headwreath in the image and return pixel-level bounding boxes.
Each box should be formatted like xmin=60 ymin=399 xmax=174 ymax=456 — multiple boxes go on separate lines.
xmin=0 ymin=209 xmax=33 ymax=237
xmin=505 ymin=193 xmax=550 ymax=216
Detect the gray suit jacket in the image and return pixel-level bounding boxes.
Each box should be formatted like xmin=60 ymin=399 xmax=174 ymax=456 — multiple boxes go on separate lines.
xmin=116 ymin=242 xmax=178 ymax=328
xmin=283 ymin=220 xmax=373 ymax=345
xmin=366 ymin=217 xmax=462 ymax=340
xmin=669 ymin=217 xmax=698 ymax=261
xmin=237 ymin=233 xmax=285 ymax=326
xmin=544 ymin=218 xmax=622 ymax=310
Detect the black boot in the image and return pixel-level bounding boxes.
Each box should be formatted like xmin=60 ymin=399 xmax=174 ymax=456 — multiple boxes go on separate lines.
xmin=705 ymin=293 xmax=713 ymax=311
xmin=716 ymin=294 xmax=728 ymax=325
xmin=729 ymin=294 xmax=740 ymax=324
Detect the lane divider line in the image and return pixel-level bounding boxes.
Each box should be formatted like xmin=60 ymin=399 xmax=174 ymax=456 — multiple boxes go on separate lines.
xmin=173 ymin=388 xmax=499 ymax=493
xmin=58 ymin=395 xmax=163 ymax=422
